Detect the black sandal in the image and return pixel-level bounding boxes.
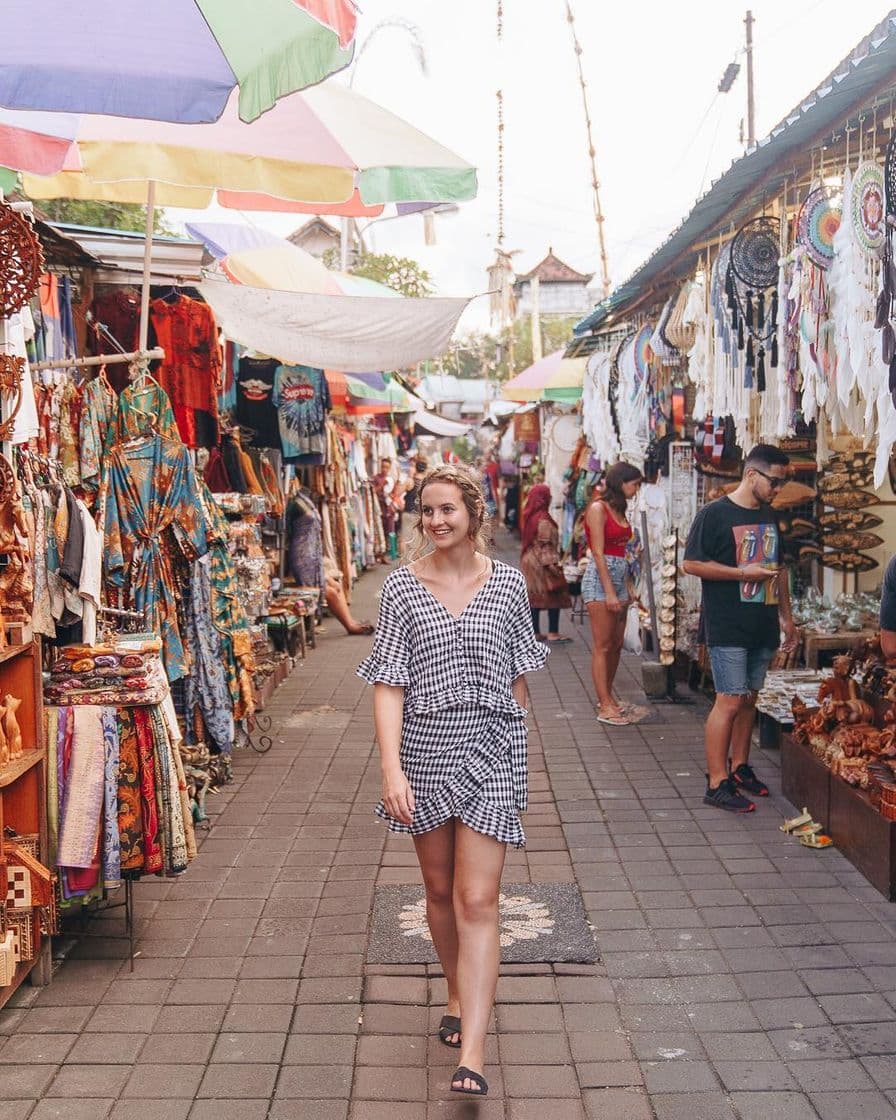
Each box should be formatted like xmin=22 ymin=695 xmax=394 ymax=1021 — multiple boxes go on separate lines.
xmin=437 ymin=1014 xmax=461 ymax=1047
xmin=451 ymin=1066 xmax=488 ymax=1095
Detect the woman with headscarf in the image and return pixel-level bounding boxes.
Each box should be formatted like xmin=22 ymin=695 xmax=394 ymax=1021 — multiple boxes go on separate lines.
xmin=520 ymin=484 xmax=571 ymax=644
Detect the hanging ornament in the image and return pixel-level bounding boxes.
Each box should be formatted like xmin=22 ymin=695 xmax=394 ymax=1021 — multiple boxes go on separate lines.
xmin=797 ymin=185 xmax=842 ymax=269
xmin=851 ymin=160 xmax=885 ymax=254
xmin=730 ymin=217 xmax=780 ymax=290
xmin=0 ymin=205 xmax=43 ymax=319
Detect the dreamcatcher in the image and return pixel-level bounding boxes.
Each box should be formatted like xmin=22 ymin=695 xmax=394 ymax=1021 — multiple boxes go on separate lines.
xmin=725 ymin=216 xmax=781 ymax=391
xmin=851 ymin=160 xmax=885 ymax=255
xmin=797 ymin=186 xmax=842 ymax=268
xmin=0 ymin=204 xmax=43 ymax=320
xmin=876 ymin=133 xmax=896 ymax=404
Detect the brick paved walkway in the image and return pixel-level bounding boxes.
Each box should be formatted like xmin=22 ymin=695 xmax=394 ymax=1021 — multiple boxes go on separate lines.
xmin=2 ymin=533 xmax=896 ymax=1119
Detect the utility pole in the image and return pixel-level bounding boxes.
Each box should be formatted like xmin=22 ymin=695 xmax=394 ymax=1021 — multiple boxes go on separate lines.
xmin=745 ymin=10 xmax=756 ymax=148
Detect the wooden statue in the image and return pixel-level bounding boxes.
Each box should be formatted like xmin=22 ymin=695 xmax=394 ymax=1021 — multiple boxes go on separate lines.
xmin=3 ymin=695 xmax=22 ymax=761
xmin=0 ymin=702 xmax=7 ymax=768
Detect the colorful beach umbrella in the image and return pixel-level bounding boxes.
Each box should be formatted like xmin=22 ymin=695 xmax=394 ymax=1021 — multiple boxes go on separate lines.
xmin=0 ymin=0 xmax=354 ymax=125
xmin=13 ymin=83 xmax=477 ymax=210
xmin=185 ymin=222 xmax=403 ymax=298
xmin=501 ymin=351 xmax=587 ymax=403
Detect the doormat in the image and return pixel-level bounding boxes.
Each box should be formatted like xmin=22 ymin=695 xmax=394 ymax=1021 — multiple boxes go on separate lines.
xmin=367 ymin=882 xmax=598 ymax=964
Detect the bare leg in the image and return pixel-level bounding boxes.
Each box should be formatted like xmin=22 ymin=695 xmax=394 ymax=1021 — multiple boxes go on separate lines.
xmin=587 ymin=602 xmax=624 ymax=717
xmin=605 ymin=609 xmax=628 ymax=695
xmin=705 ymin=693 xmax=745 ymax=787
xmin=413 ymin=822 xmax=460 ymax=1041
xmin=324 ymin=578 xmax=373 ymax=635
xmin=451 ymin=822 xmax=506 ymax=1090
xmin=728 ymin=691 xmax=758 ymax=770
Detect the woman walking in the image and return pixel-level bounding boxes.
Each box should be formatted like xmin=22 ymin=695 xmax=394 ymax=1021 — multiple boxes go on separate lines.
xmin=582 ymin=462 xmax=643 ymax=725
xmin=357 ymin=463 xmax=547 ymax=1096
xmin=520 ymin=483 xmax=571 ymax=643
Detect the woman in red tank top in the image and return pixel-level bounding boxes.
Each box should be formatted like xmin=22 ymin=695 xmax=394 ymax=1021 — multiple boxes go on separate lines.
xmin=582 ymin=462 xmax=643 ymax=725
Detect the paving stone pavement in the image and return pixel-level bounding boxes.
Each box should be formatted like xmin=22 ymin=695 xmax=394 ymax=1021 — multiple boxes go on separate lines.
xmin=2 ymin=531 xmax=896 ymax=1119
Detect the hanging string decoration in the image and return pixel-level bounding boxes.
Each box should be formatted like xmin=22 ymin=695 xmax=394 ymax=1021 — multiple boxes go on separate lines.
xmin=797 ymin=186 xmax=842 ymax=269
xmin=851 ymin=160 xmax=885 ymax=255
xmin=878 ymin=134 xmax=896 ymax=398
xmin=0 ymin=205 xmax=43 ymax=319
xmin=726 ymin=216 xmax=781 ymax=391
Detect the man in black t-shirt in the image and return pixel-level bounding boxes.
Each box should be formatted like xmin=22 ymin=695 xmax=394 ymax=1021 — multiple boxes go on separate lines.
xmin=683 ymin=444 xmax=798 ymax=812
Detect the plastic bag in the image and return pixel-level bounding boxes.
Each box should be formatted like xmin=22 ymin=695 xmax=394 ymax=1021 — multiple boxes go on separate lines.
xmin=623 ymin=606 xmax=642 ymax=655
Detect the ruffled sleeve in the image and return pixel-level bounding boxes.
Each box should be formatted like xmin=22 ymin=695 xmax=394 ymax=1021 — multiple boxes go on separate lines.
xmin=508 ymin=569 xmax=549 ymax=678
xmin=356 ymin=573 xmax=410 ymax=687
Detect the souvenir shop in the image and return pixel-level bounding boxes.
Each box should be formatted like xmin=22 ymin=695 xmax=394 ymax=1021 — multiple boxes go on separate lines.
xmin=0 ymin=198 xmax=431 ymax=1004
xmin=572 ymin=18 xmax=896 ymax=895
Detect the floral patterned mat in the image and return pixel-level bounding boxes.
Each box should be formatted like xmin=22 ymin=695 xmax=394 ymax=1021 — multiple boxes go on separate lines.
xmin=367 ymin=882 xmax=598 ymax=964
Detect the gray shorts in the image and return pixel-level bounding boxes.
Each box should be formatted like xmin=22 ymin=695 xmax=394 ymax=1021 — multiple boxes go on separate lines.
xmin=581 ymin=556 xmax=629 ymax=605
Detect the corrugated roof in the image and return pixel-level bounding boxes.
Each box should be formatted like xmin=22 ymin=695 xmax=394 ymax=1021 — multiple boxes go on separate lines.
xmin=575 ymin=11 xmax=896 ymax=336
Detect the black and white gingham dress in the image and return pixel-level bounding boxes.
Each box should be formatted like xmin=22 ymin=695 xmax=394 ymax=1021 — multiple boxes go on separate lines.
xmin=357 ymin=560 xmax=548 ymax=847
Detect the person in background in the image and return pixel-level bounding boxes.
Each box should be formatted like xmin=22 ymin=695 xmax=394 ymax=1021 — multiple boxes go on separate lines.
xmin=481 ymin=451 xmax=501 ymax=521
xmin=683 ymin=444 xmax=797 ymax=812
xmin=582 ymin=462 xmax=644 ymax=725
xmin=402 ymin=457 xmax=429 ymax=519
xmin=323 ymin=556 xmax=374 ymax=636
xmin=373 ymin=456 xmax=397 ymax=561
xmin=520 ymin=483 xmax=571 ymax=643
xmin=881 ymin=555 xmax=896 ymax=661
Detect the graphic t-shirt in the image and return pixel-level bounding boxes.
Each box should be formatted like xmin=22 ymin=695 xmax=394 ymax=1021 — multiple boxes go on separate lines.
xmin=236 ymin=357 xmax=280 ymax=448
xmin=684 ymin=496 xmax=782 ymax=649
xmin=272 ymin=365 xmax=332 ymax=462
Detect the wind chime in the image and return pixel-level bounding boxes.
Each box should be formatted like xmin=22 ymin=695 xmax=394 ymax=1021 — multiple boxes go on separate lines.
xmin=725 ymin=215 xmax=781 ymax=391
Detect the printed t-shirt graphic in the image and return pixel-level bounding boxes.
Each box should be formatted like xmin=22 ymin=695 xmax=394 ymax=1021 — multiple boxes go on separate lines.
xmin=273 ymin=365 xmax=332 ymax=462
xmin=732 ymin=521 xmax=779 ymax=604
xmin=236 ymin=357 xmax=279 ymax=448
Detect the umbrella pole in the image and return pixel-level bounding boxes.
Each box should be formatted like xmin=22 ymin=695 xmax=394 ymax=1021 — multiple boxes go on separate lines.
xmin=138 ymin=180 xmax=156 ymax=353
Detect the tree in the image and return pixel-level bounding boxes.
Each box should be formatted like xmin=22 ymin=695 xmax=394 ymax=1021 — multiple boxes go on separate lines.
xmin=439 ymin=315 xmax=582 ymax=381
xmin=324 ymin=248 xmax=434 ymax=298
xmin=34 ymin=198 xmax=176 ymax=236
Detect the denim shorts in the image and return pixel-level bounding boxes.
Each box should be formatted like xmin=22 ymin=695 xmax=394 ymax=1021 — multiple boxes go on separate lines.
xmin=708 ymin=646 xmax=776 ymax=695
xmin=581 ymin=556 xmax=629 ymax=605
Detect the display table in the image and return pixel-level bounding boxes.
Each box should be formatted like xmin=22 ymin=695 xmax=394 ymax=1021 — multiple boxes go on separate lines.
xmin=781 ymin=733 xmax=896 ymax=900
xmin=803 ymin=627 xmax=876 ymax=668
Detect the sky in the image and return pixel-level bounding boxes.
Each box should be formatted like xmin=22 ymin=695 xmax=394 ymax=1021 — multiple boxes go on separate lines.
xmin=172 ymin=0 xmax=895 ymax=333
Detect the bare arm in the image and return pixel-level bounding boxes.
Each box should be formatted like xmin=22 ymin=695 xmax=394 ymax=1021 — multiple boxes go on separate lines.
xmin=373 ymin=683 xmax=414 ymax=825
xmin=512 ymin=674 xmax=528 ymax=708
xmin=682 ymin=558 xmax=775 ymax=581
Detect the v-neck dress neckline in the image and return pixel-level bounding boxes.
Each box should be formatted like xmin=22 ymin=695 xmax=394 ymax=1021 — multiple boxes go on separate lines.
xmin=405 ymin=558 xmax=496 ymax=621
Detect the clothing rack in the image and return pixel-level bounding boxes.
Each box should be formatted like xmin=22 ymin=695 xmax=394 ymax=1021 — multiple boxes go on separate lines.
xmin=29 ymin=348 xmax=165 ymax=373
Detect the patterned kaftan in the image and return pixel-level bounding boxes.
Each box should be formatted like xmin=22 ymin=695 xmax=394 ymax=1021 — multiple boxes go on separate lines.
xmin=103 ymin=432 xmax=208 ymax=681
xmin=357 ymin=561 xmax=547 ymax=847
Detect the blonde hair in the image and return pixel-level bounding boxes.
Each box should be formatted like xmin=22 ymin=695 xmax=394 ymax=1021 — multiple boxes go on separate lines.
xmin=406 ymin=463 xmax=492 ymax=561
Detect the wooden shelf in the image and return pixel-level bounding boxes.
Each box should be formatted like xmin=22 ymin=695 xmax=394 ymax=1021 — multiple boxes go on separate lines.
xmin=0 ymin=749 xmax=45 ymax=790
xmin=0 ymin=643 xmax=33 ymax=669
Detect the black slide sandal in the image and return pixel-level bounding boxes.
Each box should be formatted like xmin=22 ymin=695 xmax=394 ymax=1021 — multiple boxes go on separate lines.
xmin=451 ymin=1066 xmax=488 ymax=1095
xmin=438 ymin=1014 xmax=461 ymax=1047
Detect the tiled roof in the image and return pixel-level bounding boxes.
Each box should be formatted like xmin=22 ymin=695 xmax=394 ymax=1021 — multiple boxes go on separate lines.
xmin=516 ymin=249 xmax=593 ymax=285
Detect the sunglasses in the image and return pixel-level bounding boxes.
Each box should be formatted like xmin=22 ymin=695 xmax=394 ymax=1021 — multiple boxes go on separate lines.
xmin=751 ymin=467 xmax=785 ymax=490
